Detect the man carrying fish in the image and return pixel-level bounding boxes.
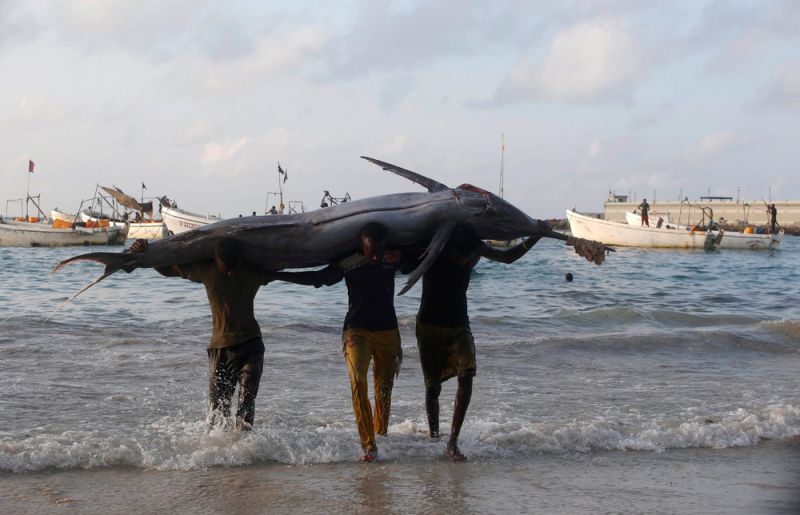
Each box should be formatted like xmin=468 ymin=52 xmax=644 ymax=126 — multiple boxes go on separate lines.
xmin=129 ymin=238 xmax=271 ymax=431
xmin=415 ymin=226 xmax=541 ymax=461
xmin=264 ymin=222 xmax=414 ymax=463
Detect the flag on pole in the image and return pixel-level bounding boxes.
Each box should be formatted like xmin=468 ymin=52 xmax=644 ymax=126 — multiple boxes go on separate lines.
xmin=278 ymin=163 xmax=288 ymax=183
xmin=142 ymin=182 xmax=147 ymax=190
xmin=28 ymin=160 xmax=35 ymax=173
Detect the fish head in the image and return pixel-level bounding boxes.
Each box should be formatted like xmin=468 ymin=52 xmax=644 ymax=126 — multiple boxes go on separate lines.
xmin=454 ymin=184 xmax=550 ymax=239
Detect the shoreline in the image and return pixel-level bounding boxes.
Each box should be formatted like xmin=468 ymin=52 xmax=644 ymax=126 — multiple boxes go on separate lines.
xmin=3 ymin=440 xmax=799 ymax=514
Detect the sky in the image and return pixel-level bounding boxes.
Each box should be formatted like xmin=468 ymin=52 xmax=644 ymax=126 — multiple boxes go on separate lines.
xmin=1 ymin=0 xmax=799 ymax=219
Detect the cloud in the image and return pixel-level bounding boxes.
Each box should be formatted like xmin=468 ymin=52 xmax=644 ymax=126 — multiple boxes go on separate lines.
xmin=586 ymin=140 xmax=601 ymax=159
xmin=322 ymin=0 xmax=529 ymax=78
xmin=761 ymin=60 xmax=800 ymax=110
xmin=683 ymin=132 xmax=736 ymax=163
xmin=493 ymin=17 xmax=643 ymax=105
xmin=200 ymin=137 xmax=250 ymax=165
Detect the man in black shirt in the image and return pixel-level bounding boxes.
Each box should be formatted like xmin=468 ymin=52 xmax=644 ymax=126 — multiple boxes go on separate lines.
xmin=416 ymin=226 xmax=539 ymax=461
xmin=266 ymin=222 xmax=405 ymax=462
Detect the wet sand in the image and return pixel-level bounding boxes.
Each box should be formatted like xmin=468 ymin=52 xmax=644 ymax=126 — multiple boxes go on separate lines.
xmin=3 ymin=439 xmax=799 ymax=514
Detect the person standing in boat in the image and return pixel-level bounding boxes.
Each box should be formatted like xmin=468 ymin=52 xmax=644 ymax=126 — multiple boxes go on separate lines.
xmin=128 ymin=238 xmax=272 ymax=431
xmin=637 ymin=199 xmax=651 ymax=227
xmin=415 ymin=225 xmax=540 ymax=461
xmin=264 ymin=223 xmax=410 ymax=463
xmin=767 ymin=203 xmax=778 ymax=234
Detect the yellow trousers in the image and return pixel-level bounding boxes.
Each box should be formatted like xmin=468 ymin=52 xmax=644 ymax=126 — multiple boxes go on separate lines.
xmin=342 ymin=328 xmax=402 ymax=452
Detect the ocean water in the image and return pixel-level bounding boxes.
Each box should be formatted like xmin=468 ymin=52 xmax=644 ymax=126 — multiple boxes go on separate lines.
xmin=0 ymin=237 xmax=798 ymax=475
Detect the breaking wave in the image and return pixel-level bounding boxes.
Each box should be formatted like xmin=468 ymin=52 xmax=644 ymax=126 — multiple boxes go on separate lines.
xmin=2 ymin=404 xmax=798 ymax=472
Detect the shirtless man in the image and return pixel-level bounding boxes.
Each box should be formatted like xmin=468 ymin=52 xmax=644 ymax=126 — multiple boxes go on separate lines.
xmin=416 ymin=227 xmax=540 ymax=461
xmin=129 ymin=238 xmax=271 ymax=430
xmin=266 ymin=222 xmax=407 ymax=462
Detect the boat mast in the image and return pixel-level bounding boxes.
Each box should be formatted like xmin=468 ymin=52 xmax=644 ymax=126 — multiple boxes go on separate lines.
xmin=499 ymin=133 xmax=505 ymax=198
xmin=25 ymin=160 xmax=32 ymax=219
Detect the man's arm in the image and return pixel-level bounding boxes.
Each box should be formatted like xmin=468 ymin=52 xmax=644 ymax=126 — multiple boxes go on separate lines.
xmin=267 ymin=263 xmax=343 ymax=288
xmin=478 ymin=237 xmax=540 ymax=264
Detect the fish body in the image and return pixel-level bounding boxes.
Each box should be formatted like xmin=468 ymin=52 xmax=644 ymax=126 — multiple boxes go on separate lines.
xmin=54 ymin=157 xmax=584 ymax=300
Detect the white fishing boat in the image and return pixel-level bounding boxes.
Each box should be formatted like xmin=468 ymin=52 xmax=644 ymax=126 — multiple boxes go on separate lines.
xmin=0 ymin=216 xmax=127 ymax=247
xmin=50 ymin=209 xmax=79 ymax=224
xmin=79 ymin=185 xmax=169 ymax=240
xmin=566 ymin=209 xmax=782 ymax=250
xmin=159 ymin=198 xmax=224 ymax=235
xmin=79 ymin=209 xmax=167 ymax=240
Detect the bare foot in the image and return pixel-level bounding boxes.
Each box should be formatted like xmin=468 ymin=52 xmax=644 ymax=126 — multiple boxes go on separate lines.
xmin=446 ymin=441 xmax=466 ymax=462
xmin=359 ymin=449 xmax=377 ymax=463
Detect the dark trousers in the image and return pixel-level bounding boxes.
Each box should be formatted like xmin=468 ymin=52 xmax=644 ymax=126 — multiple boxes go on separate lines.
xmin=207 ymin=337 xmax=264 ymax=429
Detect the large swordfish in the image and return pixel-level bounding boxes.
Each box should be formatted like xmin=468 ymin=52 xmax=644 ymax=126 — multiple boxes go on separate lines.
xmin=54 ymin=156 xmax=607 ymax=299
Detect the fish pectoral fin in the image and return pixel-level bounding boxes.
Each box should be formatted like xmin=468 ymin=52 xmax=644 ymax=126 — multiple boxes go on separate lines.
xmin=398 ymin=223 xmax=455 ymax=295
xmin=361 ymin=156 xmax=450 ymax=193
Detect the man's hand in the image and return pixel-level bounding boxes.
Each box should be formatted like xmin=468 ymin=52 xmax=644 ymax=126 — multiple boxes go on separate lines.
xmin=565 ymin=237 xmax=612 ymax=265
xmin=127 ymin=239 xmax=149 ymax=253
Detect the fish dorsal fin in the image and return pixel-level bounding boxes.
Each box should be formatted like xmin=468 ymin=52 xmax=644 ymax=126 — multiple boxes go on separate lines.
xmin=361 ymin=156 xmax=450 ymax=192
xmin=398 ymin=223 xmax=455 ymax=295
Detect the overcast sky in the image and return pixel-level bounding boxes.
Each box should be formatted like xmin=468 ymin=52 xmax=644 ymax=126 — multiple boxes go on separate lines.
xmin=2 ymin=0 xmax=798 ymax=219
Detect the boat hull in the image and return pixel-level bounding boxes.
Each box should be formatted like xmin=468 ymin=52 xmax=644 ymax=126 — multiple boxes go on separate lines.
xmin=161 ymin=205 xmax=224 ymax=235
xmin=566 ymin=210 xmax=781 ymax=250
xmin=0 ymin=218 xmax=127 ymax=247
xmin=79 ymin=210 xmax=168 ymax=240
xmin=50 ymin=209 xmax=80 ymax=224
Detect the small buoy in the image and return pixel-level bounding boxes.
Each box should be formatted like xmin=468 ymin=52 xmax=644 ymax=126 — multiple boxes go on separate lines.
xmin=744 ymin=226 xmax=754 ymax=234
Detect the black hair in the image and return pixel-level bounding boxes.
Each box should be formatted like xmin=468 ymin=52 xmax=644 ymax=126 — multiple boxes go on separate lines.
xmin=446 ymin=225 xmax=480 ymax=254
xmin=360 ymin=222 xmax=388 ymax=243
xmin=214 ymin=238 xmax=243 ymax=268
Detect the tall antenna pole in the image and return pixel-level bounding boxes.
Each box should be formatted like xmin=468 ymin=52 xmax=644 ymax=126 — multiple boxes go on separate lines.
xmin=499 ymin=133 xmax=505 ymax=198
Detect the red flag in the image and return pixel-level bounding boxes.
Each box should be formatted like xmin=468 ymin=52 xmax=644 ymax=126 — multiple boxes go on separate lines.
xmin=28 ymin=160 xmax=35 ymax=173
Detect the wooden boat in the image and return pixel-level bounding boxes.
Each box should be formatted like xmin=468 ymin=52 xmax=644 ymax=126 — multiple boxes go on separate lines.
xmin=50 ymin=209 xmax=80 ymax=224
xmin=79 ymin=209 xmax=167 ymax=240
xmin=78 ymin=186 xmax=169 ymax=240
xmin=566 ymin=209 xmax=782 ymax=250
xmin=0 ymin=217 xmax=127 ymax=247
xmin=159 ymin=198 xmax=224 ymax=235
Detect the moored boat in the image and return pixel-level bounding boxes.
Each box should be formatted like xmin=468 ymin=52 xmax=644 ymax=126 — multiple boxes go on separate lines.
xmin=566 ymin=209 xmax=782 ymax=250
xmin=159 ymin=198 xmax=224 ymax=235
xmin=79 ymin=209 xmax=167 ymax=240
xmin=0 ymin=217 xmax=127 ymax=247
xmin=50 ymin=209 xmax=80 ymax=225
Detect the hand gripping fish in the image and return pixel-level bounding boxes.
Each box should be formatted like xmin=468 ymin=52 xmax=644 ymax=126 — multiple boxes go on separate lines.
xmin=53 ymin=157 xmax=610 ymax=303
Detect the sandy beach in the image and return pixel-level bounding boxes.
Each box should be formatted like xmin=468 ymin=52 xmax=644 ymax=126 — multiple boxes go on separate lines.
xmin=3 ymin=439 xmax=799 ymax=514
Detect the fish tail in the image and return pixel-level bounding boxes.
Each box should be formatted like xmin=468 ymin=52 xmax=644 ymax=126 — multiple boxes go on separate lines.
xmin=47 ymin=252 xmax=139 ymax=318
xmin=52 ymin=252 xmax=135 ymax=274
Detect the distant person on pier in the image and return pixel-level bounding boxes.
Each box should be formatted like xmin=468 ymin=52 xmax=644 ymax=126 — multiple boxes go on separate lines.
xmin=637 ymin=199 xmax=650 ymax=227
